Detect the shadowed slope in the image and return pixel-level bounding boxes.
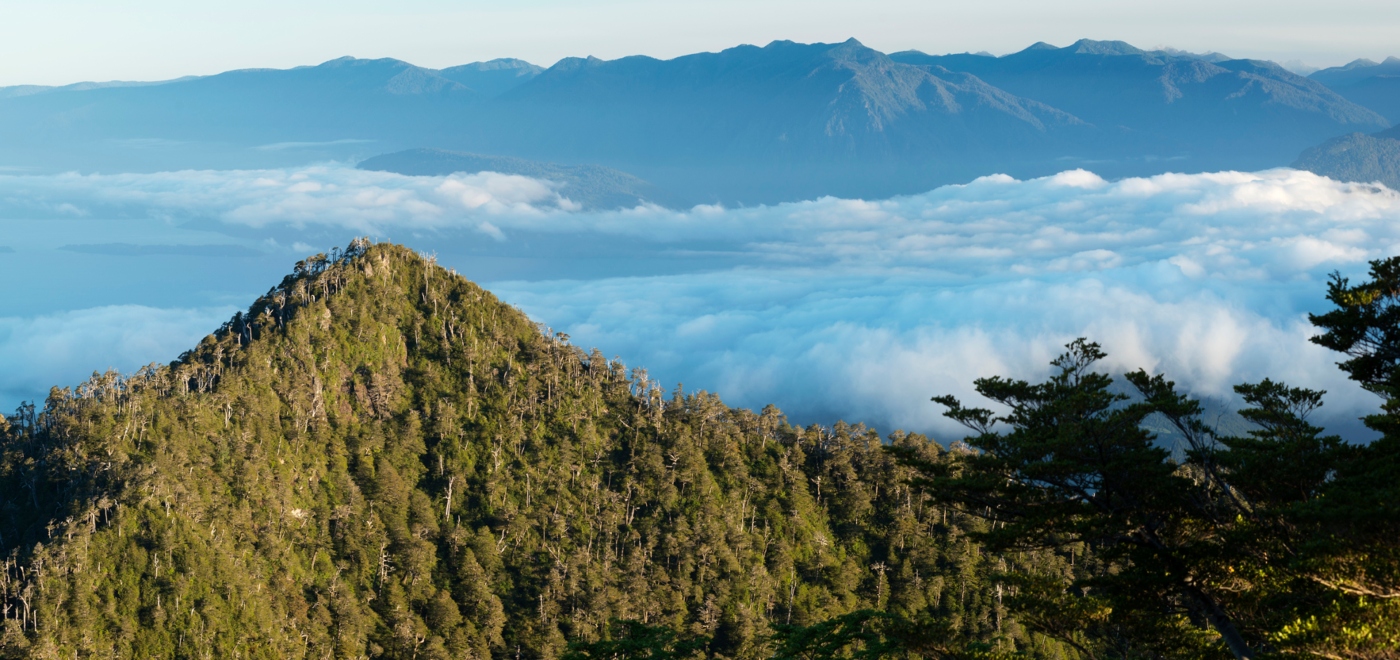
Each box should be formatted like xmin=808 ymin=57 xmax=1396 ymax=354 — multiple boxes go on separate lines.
xmin=1293 ymin=131 xmax=1400 ymax=190
xmin=1310 ymin=57 xmax=1400 ymax=123
xmin=892 ymin=39 xmax=1389 ymax=176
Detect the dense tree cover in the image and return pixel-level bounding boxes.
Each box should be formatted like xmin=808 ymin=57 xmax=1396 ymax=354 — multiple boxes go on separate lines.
xmin=908 ymin=257 xmax=1400 ymax=659
xmin=561 ymin=609 xmax=1007 ymax=660
xmin=0 ymin=241 xmax=1076 ymax=659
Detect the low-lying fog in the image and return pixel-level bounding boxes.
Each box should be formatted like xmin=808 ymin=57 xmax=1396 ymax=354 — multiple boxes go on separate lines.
xmin=1 ymin=164 xmax=1395 ymax=438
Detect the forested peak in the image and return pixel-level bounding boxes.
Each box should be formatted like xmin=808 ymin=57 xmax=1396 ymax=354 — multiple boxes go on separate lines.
xmin=170 ymin=238 xmax=545 ymax=392
xmin=0 ymin=240 xmax=1022 ymax=660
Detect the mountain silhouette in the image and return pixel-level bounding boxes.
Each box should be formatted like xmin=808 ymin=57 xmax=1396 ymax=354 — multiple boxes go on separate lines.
xmin=471 ymin=38 xmax=1089 ymax=201
xmin=0 ymin=38 xmax=1388 ymax=203
xmin=1310 ymin=57 xmax=1400 ymax=124
xmin=889 ymin=39 xmax=1389 ymax=176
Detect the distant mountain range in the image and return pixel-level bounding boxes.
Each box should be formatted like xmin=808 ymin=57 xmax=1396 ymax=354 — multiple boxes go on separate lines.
xmin=1310 ymin=57 xmax=1400 ymax=124
xmin=1291 ymin=58 xmax=1400 ymax=189
xmin=0 ymin=39 xmax=1393 ymax=204
xmin=890 ymin=40 xmax=1386 ymax=172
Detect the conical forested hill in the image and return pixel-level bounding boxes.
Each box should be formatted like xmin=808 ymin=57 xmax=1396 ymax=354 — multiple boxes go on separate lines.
xmin=0 ymin=241 xmax=1069 ymax=659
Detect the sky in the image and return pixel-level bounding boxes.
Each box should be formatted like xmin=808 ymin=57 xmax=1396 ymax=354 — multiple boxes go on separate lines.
xmin=2 ymin=0 xmax=1399 ymax=86
xmin=0 ymin=164 xmax=1394 ymax=440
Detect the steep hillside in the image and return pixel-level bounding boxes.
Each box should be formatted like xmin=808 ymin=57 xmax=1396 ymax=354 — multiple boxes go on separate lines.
xmin=1310 ymin=57 xmax=1400 ymax=123
xmin=0 ymin=241 xmax=1066 ymax=658
xmin=891 ymin=39 xmax=1389 ymax=175
xmin=1292 ymin=130 xmax=1400 ymax=190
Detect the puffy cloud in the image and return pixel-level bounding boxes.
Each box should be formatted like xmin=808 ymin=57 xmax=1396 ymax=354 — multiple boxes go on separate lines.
xmin=0 ymin=164 xmax=1396 ymax=437
xmin=492 ymin=272 xmax=1370 ymax=436
xmin=0 ymin=305 xmax=234 ymax=408
xmin=0 ymin=166 xmax=570 ymax=232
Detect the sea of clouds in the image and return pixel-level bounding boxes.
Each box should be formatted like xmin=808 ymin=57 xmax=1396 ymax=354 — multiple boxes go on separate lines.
xmin=1 ymin=164 xmax=1396 ymax=437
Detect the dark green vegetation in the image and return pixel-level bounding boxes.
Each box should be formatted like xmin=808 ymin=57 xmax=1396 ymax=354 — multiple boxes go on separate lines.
xmin=3 ymin=240 xmax=1399 ymax=659
xmin=1293 ymin=130 xmax=1400 ymax=190
xmin=0 ymin=241 xmax=1071 ymax=658
xmin=902 ymin=259 xmax=1400 ymax=659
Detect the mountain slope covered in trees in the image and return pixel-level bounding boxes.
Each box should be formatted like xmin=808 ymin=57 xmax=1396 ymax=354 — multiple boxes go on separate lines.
xmin=1293 ymin=130 xmax=1400 ymax=190
xmin=0 ymin=241 xmax=1070 ymax=658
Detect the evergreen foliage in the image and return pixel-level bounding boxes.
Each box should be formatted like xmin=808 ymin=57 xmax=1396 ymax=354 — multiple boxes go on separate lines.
xmin=0 ymin=241 xmax=1068 ymax=659
xmin=908 ymin=255 xmax=1400 ymax=659
xmin=560 ymin=620 xmax=709 ymax=660
xmin=4 ymin=240 xmax=1397 ymax=659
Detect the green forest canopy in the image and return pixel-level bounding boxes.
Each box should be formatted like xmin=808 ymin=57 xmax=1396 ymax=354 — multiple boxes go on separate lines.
xmin=0 ymin=240 xmax=1393 ymax=659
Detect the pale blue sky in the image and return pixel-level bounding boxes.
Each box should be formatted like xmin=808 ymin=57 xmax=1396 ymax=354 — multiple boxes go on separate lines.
xmin=1 ymin=0 xmax=1398 ymax=86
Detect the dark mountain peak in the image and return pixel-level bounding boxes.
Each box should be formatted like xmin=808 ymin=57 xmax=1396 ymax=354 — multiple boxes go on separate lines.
xmin=1340 ymin=58 xmax=1380 ymax=71
xmin=315 ymin=55 xmax=415 ymax=70
xmin=1068 ymin=38 xmax=1146 ymax=56
xmin=437 ymin=59 xmax=544 ymax=96
xmin=277 ymin=57 xmax=477 ymax=96
xmin=1023 ymin=41 xmax=1058 ymax=52
xmin=1151 ymin=46 xmax=1232 ymax=63
xmin=820 ymin=38 xmax=888 ymax=65
xmin=1307 ymin=57 xmax=1400 ymax=122
xmin=545 ymin=55 xmax=608 ymax=74
xmin=447 ymin=58 xmax=541 ymax=72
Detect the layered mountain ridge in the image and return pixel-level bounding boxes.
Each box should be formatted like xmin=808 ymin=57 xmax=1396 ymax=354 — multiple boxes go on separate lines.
xmin=890 ymin=39 xmax=1387 ymax=172
xmin=0 ymin=38 xmax=1391 ymax=203
xmin=1309 ymin=56 xmax=1400 ymax=123
xmin=0 ymin=241 xmax=1053 ymax=658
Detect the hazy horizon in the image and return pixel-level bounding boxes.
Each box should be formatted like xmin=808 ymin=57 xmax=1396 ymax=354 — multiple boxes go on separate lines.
xmin=2 ymin=0 xmax=1398 ymax=86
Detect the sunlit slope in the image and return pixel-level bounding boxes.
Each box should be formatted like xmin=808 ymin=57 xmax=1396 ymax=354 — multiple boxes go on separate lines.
xmin=0 ymin=241 xmax=1046 ymax=658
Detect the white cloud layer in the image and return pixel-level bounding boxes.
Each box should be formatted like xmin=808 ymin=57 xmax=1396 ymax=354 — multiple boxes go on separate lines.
xmin=0 ymin=306 xmax=234 ymax=408
xmin=1 ymin=165 xmax=1397 ymax=437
